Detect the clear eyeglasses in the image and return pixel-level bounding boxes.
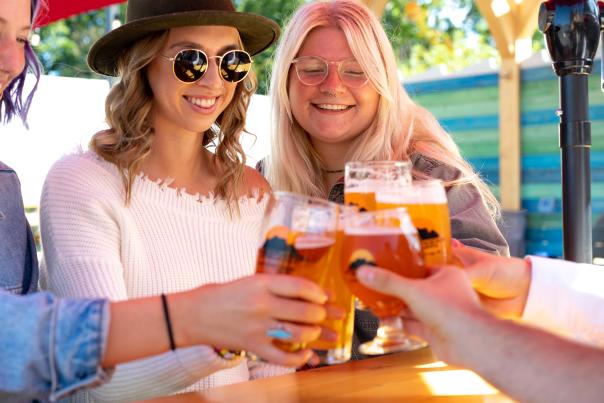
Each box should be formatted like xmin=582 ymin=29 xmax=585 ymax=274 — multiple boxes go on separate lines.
xmin=291 ymin=56 xmax=369 ymax=88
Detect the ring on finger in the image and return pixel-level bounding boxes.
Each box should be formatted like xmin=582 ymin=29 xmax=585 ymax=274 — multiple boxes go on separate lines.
xmin=266 ymin=322 xmax=293 ymax=340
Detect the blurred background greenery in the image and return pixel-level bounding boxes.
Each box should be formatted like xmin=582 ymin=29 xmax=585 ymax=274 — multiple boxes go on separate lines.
xmin=34 ymin=0 xmax=544 ymax=94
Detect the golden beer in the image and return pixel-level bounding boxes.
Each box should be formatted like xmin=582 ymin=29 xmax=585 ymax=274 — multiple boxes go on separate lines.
xmin=341 ymin=228 xmax=425 ymax=318
xmin=377 ymin=180 xmax=452 ymax=265
xmin=255 ymin=192 xmax=339 ymax=353
xmin=256 ymin=229 xmax=335 ymax=352
xmin=344 ymin=161 xmax=412 ymax=212
xmin=307 ymin=230 xmax=355 ymax=363
xmin=344 ymin=191 xmax=376 ymax=211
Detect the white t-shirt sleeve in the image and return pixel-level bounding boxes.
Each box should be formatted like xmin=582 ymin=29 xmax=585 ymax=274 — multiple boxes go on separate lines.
xmin=522 ymin=256 xmax=604 ymax=347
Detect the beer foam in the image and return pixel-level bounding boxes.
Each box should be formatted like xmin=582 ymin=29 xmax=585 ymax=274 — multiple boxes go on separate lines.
xmin=344 ymin=226 xmax=410 ymax=236
xmin=295 ymin=235 xmax=335 ymax=249
xmin=376 ymin=182 xmax=446 ymax=205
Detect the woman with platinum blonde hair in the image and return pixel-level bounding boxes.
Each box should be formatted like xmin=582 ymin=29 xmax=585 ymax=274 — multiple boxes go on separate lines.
xmin=40 ymin=0 xmax=333 ymax=401
xmin=262 ymin=0 xmax=509 ymax=360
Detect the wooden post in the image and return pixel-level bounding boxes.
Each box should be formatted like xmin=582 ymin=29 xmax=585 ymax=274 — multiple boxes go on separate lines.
xmin=360 ymin=0 xmax=388 ymax=18
xmin=499 ymin=58 xmax=522 ymax=210
xmin=475 ymin=0 xmax=541 ymax=211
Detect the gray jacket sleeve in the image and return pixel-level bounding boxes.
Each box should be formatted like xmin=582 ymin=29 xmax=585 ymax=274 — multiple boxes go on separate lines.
xmin=412 ymin=154 xmax=510 ymax=256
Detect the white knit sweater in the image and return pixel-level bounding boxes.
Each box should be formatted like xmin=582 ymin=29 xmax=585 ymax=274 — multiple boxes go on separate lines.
xmin=40 ymin=151 xmax=291 ymax=402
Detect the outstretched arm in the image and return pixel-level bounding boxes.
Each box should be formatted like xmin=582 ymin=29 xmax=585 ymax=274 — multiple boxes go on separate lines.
xmin=356 ymin=265 xmax=604 ymax=403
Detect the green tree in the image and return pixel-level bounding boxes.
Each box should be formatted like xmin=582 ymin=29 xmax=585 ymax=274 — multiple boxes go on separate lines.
xmin=235 ymin=0 xmax=304 ymax=94
xmin=35 ymin=1 xmax=543 ymax=89
xmin=36 ymin=6 xmax=126 ymax=79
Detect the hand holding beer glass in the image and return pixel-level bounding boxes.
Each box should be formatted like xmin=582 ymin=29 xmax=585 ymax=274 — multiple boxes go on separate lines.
xmin=255 ymin=192 xmax=353 ymax=363
xmin=341 ymin=207 xmax=428 ymax=355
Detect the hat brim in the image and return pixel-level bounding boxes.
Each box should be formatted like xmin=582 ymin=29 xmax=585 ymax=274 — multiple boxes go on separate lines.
xmin=88 ymin=10 xmax=280 ymax=76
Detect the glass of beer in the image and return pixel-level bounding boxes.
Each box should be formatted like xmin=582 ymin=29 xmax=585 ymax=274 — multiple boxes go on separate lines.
xmin=255 ymin=192 xmax=338 ymax=353
xmin=344 ymin=160 xmax=412 ymax=211
xmin=341 ymin=207 xmax=428 ymax=355
xmin=308 ymin=205 xmax=358 ymax=364
xmin=376 ymin=179 xmax=452 ymax=265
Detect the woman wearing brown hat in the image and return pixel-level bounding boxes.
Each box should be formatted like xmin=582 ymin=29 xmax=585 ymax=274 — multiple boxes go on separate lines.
xmin=39 ymin=1 xmax=330 ymax=401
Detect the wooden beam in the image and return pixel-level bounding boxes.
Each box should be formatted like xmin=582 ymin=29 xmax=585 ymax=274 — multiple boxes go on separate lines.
xmin=475 ymin=0 xmax=516 ymax=59
xmin=360 ymin=0 xmax=388 ymax=19
xmin=517 ymin=0 xmax=541 ymax=39
xmin=477 ymin=0 xmax=542 ymax=211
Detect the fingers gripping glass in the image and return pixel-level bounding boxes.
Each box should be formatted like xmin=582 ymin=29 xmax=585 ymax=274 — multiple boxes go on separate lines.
xmin=163 ymin=49 xmax=252 ymax=84
xmin=292 ymin=56 xmax=369 ymax=88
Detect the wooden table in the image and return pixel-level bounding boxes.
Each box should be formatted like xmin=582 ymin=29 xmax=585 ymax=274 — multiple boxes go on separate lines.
xmin=138 ymin=348 xmax=515 ymax=402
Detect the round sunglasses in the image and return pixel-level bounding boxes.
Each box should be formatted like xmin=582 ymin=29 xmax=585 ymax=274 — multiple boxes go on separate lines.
xmin=162 ymin=49 xmax=252 ymax=84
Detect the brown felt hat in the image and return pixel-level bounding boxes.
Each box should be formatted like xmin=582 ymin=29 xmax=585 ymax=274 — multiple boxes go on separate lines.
xmin=88 ymin=0 xmax=280 ymax=76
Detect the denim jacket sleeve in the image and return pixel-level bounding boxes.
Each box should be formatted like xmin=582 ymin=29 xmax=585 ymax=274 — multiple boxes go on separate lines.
xmin=0 ymin=162 xmax=39 ymax=294
xmin=0 ymin=290 xmax=111 ymax=402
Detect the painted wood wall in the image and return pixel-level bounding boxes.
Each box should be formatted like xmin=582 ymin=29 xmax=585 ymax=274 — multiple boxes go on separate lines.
xmin=405 ymin=63 xmax=604 ymax=258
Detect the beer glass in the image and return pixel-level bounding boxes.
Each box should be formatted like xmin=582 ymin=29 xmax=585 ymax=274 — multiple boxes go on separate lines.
xmin=255 ymin=192 xmax=338 ymax=353
xmin=376 ymin=179 xmax=452 ymax=265
xmin=308 ymin=205 xmax=357 ymax=364
xmin=341 ymin=207 xmax=427 ymax=354
xmin=344 ymin=161 xmax=412 ymax=211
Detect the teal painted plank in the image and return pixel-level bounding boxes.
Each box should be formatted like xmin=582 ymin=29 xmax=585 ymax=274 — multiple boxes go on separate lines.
xmin=522 ymin=183 xmax=604 ymax=198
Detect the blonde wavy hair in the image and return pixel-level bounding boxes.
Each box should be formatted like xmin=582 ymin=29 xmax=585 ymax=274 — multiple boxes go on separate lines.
xmin=91 ymin=30 xmax=256 ymax=208
xmin=265 ymin=0 xmax=500 ymax=218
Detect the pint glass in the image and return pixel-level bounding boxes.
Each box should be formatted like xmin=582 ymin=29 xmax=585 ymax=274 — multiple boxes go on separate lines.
xmin=341 ymin=208 xmax=427 ymax=354
xmin=344 ymin=161 xmax=411 ymax=211
xmin=307 ymin=205 xmax=357 ymax=364
xmin=377 ymin=179 xmax=452 ymax=265
xmin=255 ymin=192 xmax=338 ymax=353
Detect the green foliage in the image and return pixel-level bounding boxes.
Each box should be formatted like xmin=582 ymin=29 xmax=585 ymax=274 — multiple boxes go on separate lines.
xmin=382 ymin=0 xmax=498 ymax=76
xmin=235 ymin=0 xmax=304 ymax=94
xmin=36 ymin=5 xmax=126 ymax=79
xmin=35 ymin=1 xmax=544 ymax=89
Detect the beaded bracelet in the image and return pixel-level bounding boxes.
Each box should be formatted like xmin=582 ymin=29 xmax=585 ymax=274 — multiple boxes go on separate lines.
xmin=213 ymin=347 xmax=246 ymax=360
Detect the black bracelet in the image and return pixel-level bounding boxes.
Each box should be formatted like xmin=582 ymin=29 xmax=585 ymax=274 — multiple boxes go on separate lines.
xmin=160 ymin=293 xmax=176 ymax=350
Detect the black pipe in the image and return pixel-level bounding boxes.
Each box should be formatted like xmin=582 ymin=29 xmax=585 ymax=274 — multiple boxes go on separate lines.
xmin=559 ymin=75 xmax=592 ymax=262
xmin=539 ymin=0 xmax=599 ymax=263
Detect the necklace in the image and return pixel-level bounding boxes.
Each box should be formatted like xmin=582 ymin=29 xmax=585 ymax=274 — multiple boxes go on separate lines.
xmin=323 ymin=168 xmax=345 ymax=174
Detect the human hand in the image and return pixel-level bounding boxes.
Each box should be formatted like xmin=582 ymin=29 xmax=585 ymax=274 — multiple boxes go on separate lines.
xmin=355 ymin=265 xmax=493 ymax=366
xmin=172 ymin=274 xmax=330 ymax=368
xmin=453 ymin=245 xmax=531 ymax=319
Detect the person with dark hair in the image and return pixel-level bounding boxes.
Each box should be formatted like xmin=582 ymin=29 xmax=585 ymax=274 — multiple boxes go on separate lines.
xmin=0 ymin=1 xmax=330 ymax=401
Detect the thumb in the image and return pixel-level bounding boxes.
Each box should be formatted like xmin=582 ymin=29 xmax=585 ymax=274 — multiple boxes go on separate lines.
xmin=451 ymin=245 xmax=486 ymax=267
xmin=356 ymin=266 xmax=415 ymax=301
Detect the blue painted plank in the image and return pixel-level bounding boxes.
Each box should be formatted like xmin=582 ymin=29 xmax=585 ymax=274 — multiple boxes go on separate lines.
xmin=526 ymin=240 xmax=563 ymax=258
xmin=522 ymin=104 xmax=604 ymax=126
xmin=522 ymin=60 xmax=602 ymax=83
xmin=404 ymin=73 xmax=499 ymax=95
xmin=439 ymin=115 xmax=499 ymax=131
xmin=527 ymin=228 xmax=563 ymax=242
xmin=524 ymin=168 xmax=604 ymax=183
xmin=522 ymin=198 xmax=604 ymax=214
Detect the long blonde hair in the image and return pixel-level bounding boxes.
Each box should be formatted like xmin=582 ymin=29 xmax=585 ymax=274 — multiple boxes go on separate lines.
xmin=265 ymin=0 xmax=500 ymax=218
xmin=91 ymin=30 xmax=256 ymax=208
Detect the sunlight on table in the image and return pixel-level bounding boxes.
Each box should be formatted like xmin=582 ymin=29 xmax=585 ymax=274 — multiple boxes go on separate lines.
xmin=420 ymin=369 xmax=499 ymax=396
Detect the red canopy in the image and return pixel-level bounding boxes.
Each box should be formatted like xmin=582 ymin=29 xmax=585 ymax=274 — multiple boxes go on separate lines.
xmin=36 ymin=0 xmax=125 ymax=27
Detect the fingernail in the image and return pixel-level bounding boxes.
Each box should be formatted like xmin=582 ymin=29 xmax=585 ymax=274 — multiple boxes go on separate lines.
xmin=356 ymin=266 xmax=374 ymax=284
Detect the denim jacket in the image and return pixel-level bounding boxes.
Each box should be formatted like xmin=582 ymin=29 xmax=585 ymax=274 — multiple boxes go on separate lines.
xmin=0 ymin=162 xmax=38 ymax=294
xmin=0 ymin=290 xmax=111 ymax=402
